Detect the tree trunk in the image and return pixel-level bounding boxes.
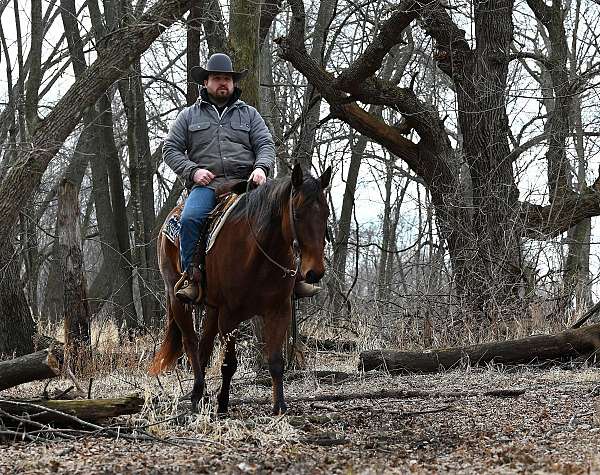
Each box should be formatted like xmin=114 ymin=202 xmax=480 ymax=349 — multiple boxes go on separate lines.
xmin=201 ymin=0 xmax=227 ymax=55
xmin=20 ymin=203 xmax=40 ymax=317
xmin=186 ymin=0 xmax=202 ymax=104
xmin=99 ymin=94 xmax=138 ymax=331
xmin=377 ymin=159 xmax=394 ymax=306
xmin=0 ymin=242 xmax=36 ymax=356
xmin=88 ymin=99 xmax=137 ymax=331
xmin=119 ymin=60 xmax=160 ymax=329
xmin=260 ymin=36 xmax=289 ymax=177
xmin=293 ymin=0 xmax=336 ymax=169
xmin=228 ymin=0 xmax=261 ymax=108
xmin=360 ymin=323 xmax=600 ymax=373
xmin=58 ymin=180 xmax=91 ymax=370
xmin=450 ymin=0 xmax=522 ymax=311
xmin=41 ymin=117 xmax=91 ymax=325
xmin=83 ymin=2 xmax=139 ymax=331
xmin=563 ymin=95 xmax=592 ymax=312
xmin=0 ymin=0 xmax=190 ymax=355
xmin=386 ymin=179 xmax=408 ymax=294
xmin=329 ymin=133 xmax=365 ymax=312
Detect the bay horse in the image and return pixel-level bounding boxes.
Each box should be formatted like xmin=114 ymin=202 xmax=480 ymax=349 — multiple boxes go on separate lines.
xmin=150 ymin=164 xmax=331 ymax=414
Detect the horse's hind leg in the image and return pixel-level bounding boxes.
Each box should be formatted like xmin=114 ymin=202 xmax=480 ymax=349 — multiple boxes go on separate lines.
xmin=195 ymin=306 xmax=219 ymax=410
xmin=169 ymin=297 xmax=205 ymax=412
xmin=217 ymin=331 xmax=237 ymax=414
xmin=264 ymin=305 xmax=292 ymax=415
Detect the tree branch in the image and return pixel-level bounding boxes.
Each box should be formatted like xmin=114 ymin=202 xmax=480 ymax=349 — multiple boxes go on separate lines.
xmin=414 ymin=0 xmax=471 ymax=79
xmin=521 ymin=185 xmax=600 ymax=238
xmin=335 ymin=0 xmax=417 ymax=88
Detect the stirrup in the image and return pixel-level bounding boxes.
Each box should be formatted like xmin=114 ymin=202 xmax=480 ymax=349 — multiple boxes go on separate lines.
xmin=294 ymin=281 xmax=322 ymax=299
xmin=174 ymin=271 xmax=189 ymax=293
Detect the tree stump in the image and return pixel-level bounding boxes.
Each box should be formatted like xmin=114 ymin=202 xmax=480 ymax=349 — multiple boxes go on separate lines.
xmin=58 ymin=180 xmax=91 ymax=369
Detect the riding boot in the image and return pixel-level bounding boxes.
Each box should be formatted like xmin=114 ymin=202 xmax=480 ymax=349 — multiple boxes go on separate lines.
xmin=293 ymin=280 xmax=322 ymax=299
xmin=176 ymin=218 xmax=210 ymax=305
xmin=175 ymin=265 xmax=203 ymax=304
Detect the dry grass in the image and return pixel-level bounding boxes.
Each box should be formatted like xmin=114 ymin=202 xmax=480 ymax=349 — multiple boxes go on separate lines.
xmin=2 ymin=362 xmax=600 ymax=474
xmin=2 ymin=310 xmax=600 ymax=473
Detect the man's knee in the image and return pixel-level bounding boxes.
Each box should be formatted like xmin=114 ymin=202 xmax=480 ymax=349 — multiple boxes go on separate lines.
xmin=180 ymin=210 xmax=207 ymax=233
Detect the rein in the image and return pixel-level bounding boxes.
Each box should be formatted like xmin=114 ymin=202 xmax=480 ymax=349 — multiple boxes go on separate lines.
xmin=245 ymin=179 xmax=301 ymax=278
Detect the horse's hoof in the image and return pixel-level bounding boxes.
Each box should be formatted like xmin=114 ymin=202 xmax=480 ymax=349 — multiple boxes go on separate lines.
xmin=272 ymin=403 xmax=288 ymax=416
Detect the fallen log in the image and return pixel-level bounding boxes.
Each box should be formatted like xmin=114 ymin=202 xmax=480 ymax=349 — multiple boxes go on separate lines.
xmin=0 ymin=394 xmax=144 ymax=426
xmin=360 ymin=323 xmax=600 ymax=373
xmin=0 ymin=348 xmax=63 ymax=391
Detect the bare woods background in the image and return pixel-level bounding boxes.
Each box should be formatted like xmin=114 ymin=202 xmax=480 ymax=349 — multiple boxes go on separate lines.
xmin=2 ymin=0 xmax=600 ymax=357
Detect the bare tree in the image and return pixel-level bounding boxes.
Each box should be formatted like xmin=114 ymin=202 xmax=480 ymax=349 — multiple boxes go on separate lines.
xmin=277 ymin=0 xmax=600 ymax=316
xmin=0 ymin=0 xmax=192 ymax=354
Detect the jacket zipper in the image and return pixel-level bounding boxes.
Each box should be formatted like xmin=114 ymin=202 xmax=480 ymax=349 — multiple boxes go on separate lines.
xmin=210 ymin=102 xmax=236 ymax=181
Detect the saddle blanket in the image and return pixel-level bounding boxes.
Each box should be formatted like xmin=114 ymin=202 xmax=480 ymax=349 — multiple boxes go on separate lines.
xmin=161 ymin=194 xmax=243 ymax=252
xmin=163 ymin=213 xmax=181 ymax=245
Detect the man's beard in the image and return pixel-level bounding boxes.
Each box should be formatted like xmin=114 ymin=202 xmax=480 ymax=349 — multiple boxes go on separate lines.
xmin=209 ymin=88 xmax=232 ymax=105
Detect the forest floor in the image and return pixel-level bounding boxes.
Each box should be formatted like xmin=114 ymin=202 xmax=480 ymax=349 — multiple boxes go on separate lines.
xmin=1 ymin=348 xmax=600 ymax=474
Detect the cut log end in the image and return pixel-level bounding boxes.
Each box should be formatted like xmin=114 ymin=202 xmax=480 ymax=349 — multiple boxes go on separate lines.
xmin=0 ymin=348 xmax=63 ymax=392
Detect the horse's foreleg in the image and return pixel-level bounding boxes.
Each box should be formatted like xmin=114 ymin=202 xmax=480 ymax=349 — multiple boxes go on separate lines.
xmin=217 ymin=332 xmax=237 ymax=414
xmin=264 ymin=308 xmax=292 ymax=415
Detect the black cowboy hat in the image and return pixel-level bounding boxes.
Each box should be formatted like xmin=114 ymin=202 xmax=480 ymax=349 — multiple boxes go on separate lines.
xmin=191 ymin=53 xmax=249 ymax=83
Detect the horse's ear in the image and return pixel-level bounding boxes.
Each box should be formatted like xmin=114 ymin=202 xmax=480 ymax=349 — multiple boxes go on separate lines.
xmin=320 ymin=166 xmax=332 ymax=189
xmin=292 ymin=163 xmax=303 ymax=188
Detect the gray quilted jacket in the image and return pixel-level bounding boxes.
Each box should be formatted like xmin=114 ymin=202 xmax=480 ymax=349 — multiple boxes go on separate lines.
xmin=163 ymin=90 xmax=275 ymax=190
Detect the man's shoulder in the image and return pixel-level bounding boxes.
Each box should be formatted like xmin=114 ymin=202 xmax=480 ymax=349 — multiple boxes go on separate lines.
xmin=233 ymin=99 xmax=249 ymax=109
xmin=176 ymin=103 xmax=195 ymax=117
xmin=234 ymin=100 xmax=262 ymax=117
xmin=179 ymin=101 xmax=211 ymax=119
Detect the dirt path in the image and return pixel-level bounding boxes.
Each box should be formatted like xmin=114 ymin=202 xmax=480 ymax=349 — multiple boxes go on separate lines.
xmin=1 ymin=367 xmax=599 ymax=474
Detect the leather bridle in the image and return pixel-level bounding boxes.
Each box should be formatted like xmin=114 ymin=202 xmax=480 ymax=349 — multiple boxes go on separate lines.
xmin=246 ymin=179 xmax=301 ymax=278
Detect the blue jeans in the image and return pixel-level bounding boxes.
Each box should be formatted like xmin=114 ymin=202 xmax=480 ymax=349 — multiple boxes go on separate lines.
xmin=180 ymin=186 xmax=216 ymax=273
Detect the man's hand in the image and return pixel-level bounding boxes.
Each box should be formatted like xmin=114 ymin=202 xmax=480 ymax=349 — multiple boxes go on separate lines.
xmin=193 ymin=168 xmax=215 ymax=186
xmin=249 ymin=168 xmax=267 ymax=186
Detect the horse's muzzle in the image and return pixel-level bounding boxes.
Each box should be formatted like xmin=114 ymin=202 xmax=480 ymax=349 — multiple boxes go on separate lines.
xmin=305 ymin=269 xmax=324 ymax=284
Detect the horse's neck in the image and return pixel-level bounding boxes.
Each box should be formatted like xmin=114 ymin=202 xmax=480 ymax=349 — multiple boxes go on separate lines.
xmin=246 ymin=204 xmax=293 ymax=261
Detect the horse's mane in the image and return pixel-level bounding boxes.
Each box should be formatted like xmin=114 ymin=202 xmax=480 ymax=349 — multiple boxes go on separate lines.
xmin=227 ymin=173 xmax=322 ymax=238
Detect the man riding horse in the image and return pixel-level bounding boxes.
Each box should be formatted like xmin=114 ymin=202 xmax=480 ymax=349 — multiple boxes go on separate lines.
xmin=163 ymin=53 xmax=320 ymax=303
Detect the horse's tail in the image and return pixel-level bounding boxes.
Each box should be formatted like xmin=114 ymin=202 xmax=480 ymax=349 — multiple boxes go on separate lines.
xmin=149 ymin=300 xmax=183 ymax=375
